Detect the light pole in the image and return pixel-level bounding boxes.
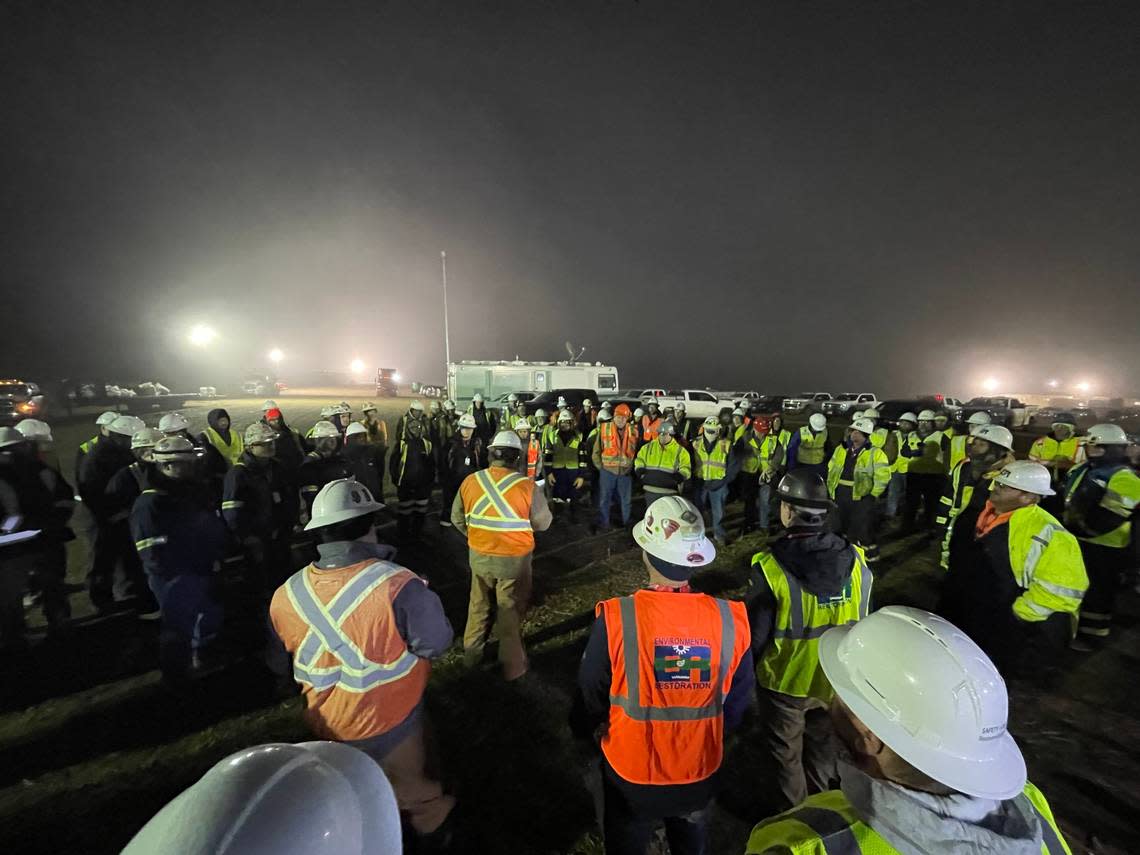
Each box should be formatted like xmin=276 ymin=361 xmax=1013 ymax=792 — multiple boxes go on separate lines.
xmin=269 ymin=348 xmax=284 ymax=366
xmin=441 ymin=251 xmax=451 ymax=375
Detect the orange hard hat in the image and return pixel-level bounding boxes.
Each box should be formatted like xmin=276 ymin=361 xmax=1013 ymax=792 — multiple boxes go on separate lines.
xmin=614 ymin=403 xmax=632 ymax=417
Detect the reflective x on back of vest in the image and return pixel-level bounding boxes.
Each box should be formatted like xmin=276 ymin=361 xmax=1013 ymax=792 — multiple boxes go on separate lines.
xmin=467 ymin=469 xmax=532 ymax=532
xmin=286 ymin=561 xmax=420 ymax=692
xmin=599 ymin=591 xmax=746 ymax=786
xmin=755 ymin=547 xmax=872 ymax=701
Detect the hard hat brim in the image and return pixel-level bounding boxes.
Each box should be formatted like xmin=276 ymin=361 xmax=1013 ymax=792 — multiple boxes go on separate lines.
xmin=303 ymin=503 xmax=384 ymax=531
xmin=818 ymin=625 xmax=1026 ymax=800
xmin=632 ymin=518 xmax=715 ymax=568
xmin=993 ymin=476 xmax=1055 ymax=497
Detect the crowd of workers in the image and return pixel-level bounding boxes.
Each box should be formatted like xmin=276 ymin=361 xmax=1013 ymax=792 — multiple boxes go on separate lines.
xmin=2 ymin=392 xmax=1138 ymax=854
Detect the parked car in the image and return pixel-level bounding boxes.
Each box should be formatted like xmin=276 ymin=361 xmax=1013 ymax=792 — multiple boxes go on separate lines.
xmin=654 ymin=389 xmax=738 ymax=420
xmin=962 ymin=396 xmax=1032 ymax=429
xmin=0 ymin=379 xmax=47 ymax=426
xmin=877 ymin=399 xmax=948 ymax=426
xmin=524 ymin=388 xmax=596 ymax=416
xmin=822 ymin=393 xmax=880 ymax=417
xmin=782 ymin=392 xmax=832 ymax=414
xmin=241 ymin=374 xmax=285 ymax=396
xmin=750 ymin=395 xmax=789 ymax=414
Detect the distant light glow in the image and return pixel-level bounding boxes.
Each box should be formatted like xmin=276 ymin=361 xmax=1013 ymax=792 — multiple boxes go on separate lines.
xmin=268 ymin=348 xmax=284 ymax=364
xmin=189 ymin=324 xmax=217 ymax=347
xmin=350 ymin=358 xmax=366 ymax=375
xmin=1046 ymin=379 xmax=1059 ymax=389
xmin=982 ymin=377 xmax=999 ymax=392
xmin=1075 ymin=380 xmax=1092 ymax=393
xmin=392 ymin=372 xmax=402 ymax=382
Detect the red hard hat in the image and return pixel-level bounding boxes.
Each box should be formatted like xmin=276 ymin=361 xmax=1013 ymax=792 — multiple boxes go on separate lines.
xmin=266 ymin=408 xmax=282 ymax=420
xmin=753 ymin=416 xmax=771 ymax=432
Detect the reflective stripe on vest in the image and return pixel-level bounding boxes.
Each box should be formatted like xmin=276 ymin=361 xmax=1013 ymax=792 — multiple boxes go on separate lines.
xmin=599 ymin=422 xmax=638 ymax=469
xmin=797 ymin=426 xmax=827 ymax=465
xmin=609 ymin=595 xmax=735 ymax=721
xmin=467 ymin=469 xmax=532 ymax=532
xmin=695 ymin=439 xmax=729 ymax=481
xmin=287 ymin=561 xmax=420 ymax=693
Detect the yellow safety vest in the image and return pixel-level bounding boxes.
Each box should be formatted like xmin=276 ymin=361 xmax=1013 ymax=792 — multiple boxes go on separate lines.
xmin=634 ymin=440 xmax=692 ymax=491
xmin=693 ymin=437 xmax=731 ymax=481
xmin=892 ymin=430 xmax=910 ymax=473
xmin=1029 ymin=435 xmax=1081 ymax=483
xmin=1064 ymin=464 xmax=1140 ymax=549
xmin=827 ymin=444 xmax=890 ymax=501
xmin=796 ymin=426 xmax=828 ymax=466
xmin=746 ymin=782 xmax=1072 ymax=855
xmin=203 ymin=426 xmax=244 ymax=467
xmin=752 ymin=546 xmax=871 ymax=701
xmin=740 ymin=433 xmax=781 ymax=475
xmin=549 ymin=432 xmax=584 ymax=469
xmin=1005 ymin=504 xmax=1087 ymax=627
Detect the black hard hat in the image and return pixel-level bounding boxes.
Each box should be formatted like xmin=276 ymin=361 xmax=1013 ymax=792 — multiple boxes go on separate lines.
xmin=777 ymin=470 xmax=833 ymax=511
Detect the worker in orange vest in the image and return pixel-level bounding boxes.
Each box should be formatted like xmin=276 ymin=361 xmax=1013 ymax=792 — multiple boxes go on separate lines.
xmin=268 ymin=478 xmax=456 ymax=849
xmin=513 ymin=417 xmax=544 ymax=481
xmin=452 ymin=430 xmax=552 ymax=681
xmin=640 ymin=400 xmax=664 ymax=445
xmin=593 ymin=403 xmax=640 ymax=531
xmin=572 ymin=496 xmax=753 ymax=855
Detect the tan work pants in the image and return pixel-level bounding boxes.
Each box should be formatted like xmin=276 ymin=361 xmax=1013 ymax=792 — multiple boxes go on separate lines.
xmin=463 ymin=563 xmax=532 ymax=680
xmin=759 ymin=689 xmax=837 ymax=811
xmin=375 ymin=716 xmax=456 ymax=835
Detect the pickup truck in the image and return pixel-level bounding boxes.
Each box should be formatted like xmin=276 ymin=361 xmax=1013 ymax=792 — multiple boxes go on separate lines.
xmin=655 ymin=389 xmax=737 ymax=420
xmin=822 ymin=393 xmax=880 ymax=417
xmin=962 ymin=396 xmax=1033 ymax=428
xmin=782 ymin=392 xmax=832 ymax=414
xmin=0 ymin=379 xmax=47 ymax=426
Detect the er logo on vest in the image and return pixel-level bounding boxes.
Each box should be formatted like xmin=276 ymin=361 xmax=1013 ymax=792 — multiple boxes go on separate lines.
xmin=815 ymin=580 xmax=854 ymax=609
xmin=654 ymin=639 xmax=712 ymax=688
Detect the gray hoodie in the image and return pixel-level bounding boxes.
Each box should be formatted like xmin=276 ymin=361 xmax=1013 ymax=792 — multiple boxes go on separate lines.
xmin=838 ymin=760 xmax=1048 ymax=855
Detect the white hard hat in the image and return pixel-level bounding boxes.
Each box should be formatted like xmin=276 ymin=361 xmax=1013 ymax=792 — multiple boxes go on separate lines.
xmin=535 ymin=408 xmax=547 ymax=420
xmin=674 ymin=401 xmax=686 ymax=412
xmin=362 ymin=402 xmax=378 ymax=412
xmin=507 ymin=393 xmax=519 ymax=403
xmin=969 ymin=423 xmax=1013 ymax=450
xmin=659 ymin=420 xmax=677 ymax=436
xmin=808 ymin=413 xmax=827 ymax=432
xmin=15 ymin=419 xmax=52 ymax=442
xmin=556 ymin=396 xmax=568 ymax=407
xmin=131 ymin=427 xmax=164 ymax=449
xmin=472 ymin=393 xmax=483 ymax=403
xmin=850 ymin=410 xmax=865 ymax=422
xmin=319 ymin=406 xmax=334 ymax=418
xmin=344 ymin=422 xmax=367 ymax=438
xmin=159 ymin=412 xmax=190 ymax=433
xmin=634 ymin=408 xmax=645 ymax=419
xmin=121 ymin=741 xmax=401 ymax=855
xmin=601 ymin=400 xmax=613 ymax=410
xmin=992 ymin=460 xmax=1055 ymax=496
xmin=329 ymin=403 xmax=350 ymax=416
xmin=458 ymin=413 xmax=477 ymax=429
xmin=633 ymin=496 xmax=715 ymax=570
xmin=732 ymin=408 xmax=745 ymax=417
xmin=244 ymin=423 xmax=278 ymax=446
xmin=916 ymin=409 xmax=937 ymax=422
xmin=582 ymin=398 xmax=593 ymax=407
xmin=1086 ymin=423 xmax=1129 ymax=446
xmin=702 ymin=416 xmax=720 ymax=431
xmin=558 ymin=409 xmax=574 ymax=422
xmin=443 ymin=399 xmax=456 ymax=410
xmin=0 ymin=427 xmax=24 ymax=448
xmin=339 ymin=401 xmax=352 ymax=411
xmin=261 ymin=399 xmax=278 ymax=412
xmin=934 ymin=412 xmax=950 ymax=421
xmin=597 ymin=409 xmax=612 ymax=422
xmin=862 ymin=408 xmax=880 ymax=420
xmin=310 ymin=420 xmax=341 ymax=439
xmin=513 ymin=417 xmax=531 ymax=431
xmin=305 ymin=478 xmax=383 ymax=531
xmin=131 ymin=426 xmax=165 ymax=451
xmin=109 ymin=415 xmax=146 ymax=437
xmin=898 ymin=411 xmax=918 ymax=424
xmin=409 ymin=400 xmax=425 ymax=412
xmin=96 ymin=410 xmax=119 ymax=426
xmin=489 ymin=430 xmax=523 ymax=451
xmin=851 ymin=418 xmax=876 ymax=435
xmin=966 ymin=411 xmax=992 ymax=426
xmin=819 ymin=606 xmax=1026 ymax=800
xmin=152 ymin=435 xmax=201 ymax=461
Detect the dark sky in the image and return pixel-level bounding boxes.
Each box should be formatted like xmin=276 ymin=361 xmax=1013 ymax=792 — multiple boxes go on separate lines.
xmin=3 ymin=1 xmax=1138 ymax=396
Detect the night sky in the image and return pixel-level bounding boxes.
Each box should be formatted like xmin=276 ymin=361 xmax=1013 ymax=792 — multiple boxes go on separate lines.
xmin=3 ymin=2 xmax=1138 ymax=396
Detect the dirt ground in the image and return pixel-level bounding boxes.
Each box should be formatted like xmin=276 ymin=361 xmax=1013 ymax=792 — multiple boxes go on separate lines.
xmin=0 ymin=391 xmax=1137 ymax=854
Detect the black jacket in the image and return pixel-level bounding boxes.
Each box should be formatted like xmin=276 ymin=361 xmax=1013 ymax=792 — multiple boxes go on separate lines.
xmin=78 ymin=436 xmax=136 ymax=521
xmin=298 ymin=452 xmax=352 ymax=516
xmin=343 ymin=441 xmax=385 ymax=501
xmin=223 ymin=451 xmax=298 ymax=542
xmin=444 ymin=435 xmax=486 ymax=485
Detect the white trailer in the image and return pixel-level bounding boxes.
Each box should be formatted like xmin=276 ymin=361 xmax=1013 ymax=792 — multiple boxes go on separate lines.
xmin=447 ymin=360 xmax=619 ymax=404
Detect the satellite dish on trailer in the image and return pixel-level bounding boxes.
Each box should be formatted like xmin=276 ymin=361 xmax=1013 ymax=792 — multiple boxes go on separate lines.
xmin=565 ymin=341 xmax=586 ymax=363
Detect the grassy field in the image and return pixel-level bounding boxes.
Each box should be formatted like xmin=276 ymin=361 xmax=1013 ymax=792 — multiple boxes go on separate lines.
xmin=1 ymin=391 xmax=1137 ymax=853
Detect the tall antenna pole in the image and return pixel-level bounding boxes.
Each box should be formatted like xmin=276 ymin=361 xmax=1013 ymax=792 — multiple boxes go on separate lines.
xmin=440 ymin=251 xmax=451 ymax=373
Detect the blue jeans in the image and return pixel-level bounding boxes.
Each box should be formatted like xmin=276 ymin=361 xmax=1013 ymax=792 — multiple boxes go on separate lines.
xmin=147 ymin=573 xmax=222 ymax=679
xmin=596 ymin=469 xmax=632 ymax=528
xmin=696 ymin=483 xmax=728 ymax=539
xmin=886 ymin=471 xmax=906 ymax=517
xmin=758 ymin=482 xmax=774 ymax=530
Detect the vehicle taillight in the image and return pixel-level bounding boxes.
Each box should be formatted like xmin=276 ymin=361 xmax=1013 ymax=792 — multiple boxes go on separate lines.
xmin=17 ymin=402 xmax=36 ymax=414
xmin=934 ymin=394 xmax=944 ymax=402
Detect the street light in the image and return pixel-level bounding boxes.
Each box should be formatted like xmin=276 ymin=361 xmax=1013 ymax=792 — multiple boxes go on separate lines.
xmin=1076 ymin=380 xmax=1092 ymax=394
xmin=268 ymin=348 xmax=284 ymax=365
xmin=1046 ymin=379 xmax=1059 ymax=389
xmin=982 ymin=377 xmax=999 ymax=392
xmin=350 ymin=358 xmax=366 ymax=375
xmin=189 ymin=324 xmax=217 ymax=347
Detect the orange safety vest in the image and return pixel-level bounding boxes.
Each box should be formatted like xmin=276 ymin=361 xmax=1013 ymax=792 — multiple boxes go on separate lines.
xmin=641 ymin=415 xmax=663 ymax=442
xmin=598 ymin=421 xmax=639 ymax=471
xmin=460 ymin=465 xmax=536 ymax=556
xmin=269 ymin=559 xmax=430 ymax=742
xmin=597 ymin=590 xmax=750 ymax=786
xmin=525 ymin=436 xmax=541 ymax=478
